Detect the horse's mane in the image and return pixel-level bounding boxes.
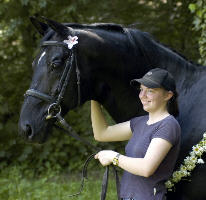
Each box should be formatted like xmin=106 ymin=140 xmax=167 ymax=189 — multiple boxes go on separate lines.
xmin=40 ymin=23 xmax=125 ymax=45
xmin=131 ymin=30 xmax=201 ymax=68
xmin=41 ymin=29 xmax=54 ymax=43
xmin=152 ymin=35 xmax=201 ymax=67
xmin=41 ymin=22 xmax=201 ymax=68
xmin=64 ymin=22 xmax=125 ymax=33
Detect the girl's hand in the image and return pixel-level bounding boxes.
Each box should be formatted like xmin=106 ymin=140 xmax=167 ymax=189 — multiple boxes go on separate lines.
xmin=95 ymin=150 xmax=118 ymax=166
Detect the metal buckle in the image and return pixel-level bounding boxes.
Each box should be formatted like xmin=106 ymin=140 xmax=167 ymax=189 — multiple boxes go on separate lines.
xmin=46 ymin=103 xmax=61 ymax=120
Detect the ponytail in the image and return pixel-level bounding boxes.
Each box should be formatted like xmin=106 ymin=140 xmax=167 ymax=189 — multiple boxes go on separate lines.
xmin=167 ymin=90 xmax=179 ymax=117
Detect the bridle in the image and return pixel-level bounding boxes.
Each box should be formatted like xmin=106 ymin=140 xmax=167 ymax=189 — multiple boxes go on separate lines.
xmin=23 ymin=38 xmax=120 ymax=200
xmin=24 ymin=40 xmax=81 ymax=121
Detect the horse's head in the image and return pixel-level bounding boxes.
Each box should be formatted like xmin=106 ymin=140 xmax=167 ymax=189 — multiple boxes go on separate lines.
xmin=19 ymin=17 xmax=147 ymax=143
xmin=19 ymin=17 xmax=82 ymax=143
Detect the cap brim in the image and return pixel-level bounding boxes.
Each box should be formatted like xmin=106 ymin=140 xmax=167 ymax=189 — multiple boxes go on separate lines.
xmin=130 ymin=78 xmax=161 ymax=88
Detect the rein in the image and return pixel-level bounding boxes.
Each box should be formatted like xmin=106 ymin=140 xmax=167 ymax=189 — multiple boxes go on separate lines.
xmin=24 ymin=39 xmax=120 ymax=200
xmin=54 ymin=123 xmax=120 ymax=200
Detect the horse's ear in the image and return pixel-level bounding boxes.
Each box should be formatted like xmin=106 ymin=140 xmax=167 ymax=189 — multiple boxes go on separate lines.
xmin=41 ymin=16 xmax=73 ymax=38
xmin=30 ymin=16 xmax=49 ymax=36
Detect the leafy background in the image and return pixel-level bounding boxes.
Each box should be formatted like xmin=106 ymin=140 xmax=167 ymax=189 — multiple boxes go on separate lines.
xmin=0 ymin=0 xmax=205 ymax=175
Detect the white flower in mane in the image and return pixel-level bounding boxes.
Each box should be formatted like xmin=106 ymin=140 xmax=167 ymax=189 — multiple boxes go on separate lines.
xmin=63 ymin=35 xmax=78 ymax=49
xmin=165 ymin=132 xmax=206 ymax=191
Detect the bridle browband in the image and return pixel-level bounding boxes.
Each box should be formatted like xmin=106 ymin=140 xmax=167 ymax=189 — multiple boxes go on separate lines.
xmin=24 ymin=40 xmax=81 ymax=120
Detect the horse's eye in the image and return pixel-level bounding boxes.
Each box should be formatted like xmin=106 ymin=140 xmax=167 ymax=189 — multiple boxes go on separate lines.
xmin=50 ymin=61 xmax=61 ymax=69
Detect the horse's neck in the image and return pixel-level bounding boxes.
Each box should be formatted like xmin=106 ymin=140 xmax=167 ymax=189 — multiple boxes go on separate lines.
xmin=87 ymin=69 xmax=145 ymax=123
xmin=80 ymin=28 xmax=203 ymax=122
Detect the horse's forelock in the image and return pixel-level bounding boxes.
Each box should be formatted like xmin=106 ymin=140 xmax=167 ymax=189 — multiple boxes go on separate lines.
xmin=39 ymin=29 xmax=55 ymax=45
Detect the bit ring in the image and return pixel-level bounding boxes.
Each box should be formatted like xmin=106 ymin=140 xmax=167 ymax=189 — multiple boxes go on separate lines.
xmin=46 ymin=103 xmax=61 ymax=119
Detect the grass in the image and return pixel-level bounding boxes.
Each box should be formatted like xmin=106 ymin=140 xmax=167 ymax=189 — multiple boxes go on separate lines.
xmin=0 ymin=165 xmax=118 ymax=200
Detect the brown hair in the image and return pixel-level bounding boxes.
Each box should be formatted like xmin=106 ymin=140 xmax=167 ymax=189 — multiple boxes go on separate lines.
xmin=167 ymin=90 xmax=179 ymax=117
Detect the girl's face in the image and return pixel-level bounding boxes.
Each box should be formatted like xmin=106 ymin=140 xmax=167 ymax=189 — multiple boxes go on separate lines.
xmin=139 ymin=84 xmax=173 ymax=113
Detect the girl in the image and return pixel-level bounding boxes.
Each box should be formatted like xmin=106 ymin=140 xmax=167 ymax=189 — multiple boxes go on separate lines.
xmin=91 ymin=68 xmax=181 ymax=200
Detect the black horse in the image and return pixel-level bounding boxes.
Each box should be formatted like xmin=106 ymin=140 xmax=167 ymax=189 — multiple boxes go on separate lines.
xmin=19 ymin=17 xmax=206 ymax=200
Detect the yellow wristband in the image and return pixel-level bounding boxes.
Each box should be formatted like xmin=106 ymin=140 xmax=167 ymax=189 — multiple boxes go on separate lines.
xmin=112 ymin=153 xmax=121 ymax=166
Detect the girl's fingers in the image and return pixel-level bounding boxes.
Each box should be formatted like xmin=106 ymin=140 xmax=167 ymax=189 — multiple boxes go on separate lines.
xmin=94 ymin=153 xmax=99 ymax=159
xmin=99 ymin=157 xmax=106 ymax=166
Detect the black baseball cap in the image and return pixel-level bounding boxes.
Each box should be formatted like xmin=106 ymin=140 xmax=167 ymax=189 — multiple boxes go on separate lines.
xmin=130 ymin=68 xmax=176 ymax=92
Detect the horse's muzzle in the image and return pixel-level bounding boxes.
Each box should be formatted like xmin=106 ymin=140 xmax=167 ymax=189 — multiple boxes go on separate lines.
xmin=18 ymin=120 xmax=35 ymax=141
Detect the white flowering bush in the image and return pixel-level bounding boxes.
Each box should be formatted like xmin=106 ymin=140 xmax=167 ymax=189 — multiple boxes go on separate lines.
xmin=165 ymin=132 xmax=206 ymax=191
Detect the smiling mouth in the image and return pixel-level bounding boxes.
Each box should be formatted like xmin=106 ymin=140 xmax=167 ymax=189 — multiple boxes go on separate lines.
xmin=142 ymin=100 xmax=151 ymax=105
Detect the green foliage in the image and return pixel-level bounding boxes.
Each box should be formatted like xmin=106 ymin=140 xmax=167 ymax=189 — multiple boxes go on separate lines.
xmin=0 ymin=165 xmax=118 ymax=200
xmin=189 ymin=0 xmax=206 ymax=65
xmin=0 ymin=0 xmax=201 ymax=174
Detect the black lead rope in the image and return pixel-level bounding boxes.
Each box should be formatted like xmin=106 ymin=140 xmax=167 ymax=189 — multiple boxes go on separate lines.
xmin=54 ymin=115 xmax=121 ymax=200
xmin=101 ymin=165 xmax=109 ymax=200
xmin=54 ymin=114 xmax=99 ymax=151
xmin=67 ymin=153 xmax=96 ymax=198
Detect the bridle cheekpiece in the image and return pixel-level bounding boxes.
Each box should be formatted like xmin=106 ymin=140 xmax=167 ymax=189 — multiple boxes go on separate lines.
xmin=24 ymin=35 xmax=80 ymax=121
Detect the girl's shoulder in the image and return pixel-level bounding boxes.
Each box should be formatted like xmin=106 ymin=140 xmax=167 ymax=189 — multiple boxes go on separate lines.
xmin=152 ymin=115 xmax=181 ymax=145
xmin=161 ymin=115 xmax=181 ymax=130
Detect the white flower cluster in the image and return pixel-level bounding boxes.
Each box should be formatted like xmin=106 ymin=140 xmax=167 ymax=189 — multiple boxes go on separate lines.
xmin=165 ymin=132 xmax=206 ymax=191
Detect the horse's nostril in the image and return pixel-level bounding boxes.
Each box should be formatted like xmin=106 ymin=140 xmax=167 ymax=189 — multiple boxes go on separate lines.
xmin=25 ymin=124 xmax=33 ymax=139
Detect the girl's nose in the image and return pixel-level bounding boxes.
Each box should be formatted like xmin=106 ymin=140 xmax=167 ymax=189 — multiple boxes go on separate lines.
xmin=139 ymin=90 xmax=146 ymax=98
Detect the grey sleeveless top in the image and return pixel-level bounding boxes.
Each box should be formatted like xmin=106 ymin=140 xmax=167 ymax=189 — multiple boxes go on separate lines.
xmin=120 ymin=115 xmax=181 ymax=200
